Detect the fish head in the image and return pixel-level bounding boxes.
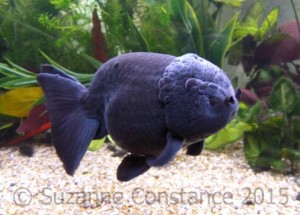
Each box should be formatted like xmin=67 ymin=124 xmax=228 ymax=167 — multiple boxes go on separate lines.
xmin=188 ymin=79 xmax=240 ymax=135
xmin=160 ymin=53 xmax=240 ymax=138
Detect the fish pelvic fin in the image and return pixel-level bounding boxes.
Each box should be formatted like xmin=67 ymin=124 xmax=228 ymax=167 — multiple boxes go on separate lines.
xmin=37 ymin=65 xmax=100 ymax=175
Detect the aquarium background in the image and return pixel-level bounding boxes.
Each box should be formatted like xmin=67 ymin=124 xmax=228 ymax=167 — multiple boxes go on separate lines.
xmin=0 ymin=0 xmax=300 ymax=173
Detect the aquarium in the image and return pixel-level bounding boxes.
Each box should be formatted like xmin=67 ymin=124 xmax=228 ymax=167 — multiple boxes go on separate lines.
xmin=0 ymin=0 xmax=299 ymax=214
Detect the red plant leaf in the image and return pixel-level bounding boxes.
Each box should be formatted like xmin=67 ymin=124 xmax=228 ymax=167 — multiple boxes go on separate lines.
xmin=92 ymin=8 xmax=108 ymax=63
xmin=254 ymin=33 xmax=300 ymax=67
xmin=252 ymin=84 xmax=273 ymax=99
xmin=16 ymin=104 xmax=50 ymax=133
xmin=280 ymin=20 xmax=300 ymax=42
xmin=241 ymin=35 xmax=257 ymax=75
xmin=239 ymin=88 xmax=260 ymax=106
xmin=5 ymin=122 xmax=51 ymax=146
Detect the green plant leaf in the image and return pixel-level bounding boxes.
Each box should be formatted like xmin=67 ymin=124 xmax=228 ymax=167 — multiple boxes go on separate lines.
xmin=237 ymin=102 xmax=262 ymax=124
xmin=254 ymin=156 xmax=282 ymax=170
xmin=40 ymin=51 xmax=93 ymax=84
xmin=269 ymin=77 xmax=298 ymax=113
xmin=80 ymin=54 xmax=102 ymax=70
xmin=243 ymin=132 xmax=261 ymax=167
xmin=0 ymin=123 xmax=14 ymax=131
xmin=270 ymin=159 xmax=287 ymax=171
xmin=282 ymin=148 xmax=300 ymax=160
xmin=214 ymin=0 xmax=245 ymax=7
xmin=170 ymin=0 xmax=204 ymax=56
xmin=4 ymin=58 xmax=36 ymax=76
xmin=126 ymin=13 xmax=149 ymax=52
xmin=292 ymin=117 xmax=300 ymax=139
xmin=107 ymin=135 xmax=115 ymax=144
xmin=0 ymin=64 xmax=32 ymax=77
xmin=0 ymin=77 xmax=37 ymax=89
xmin=290 ymin=93 xmax=300 ymax=117
xmin=256 ymin=6 xmax=280 ymax=39
xmin=50 ymin=0 xmax=71 ymax=10
xmin=88 ymin=137 xmax=106 ymax=151
xmin=205 ymin=119 xmax=252 ymax=150
xmin=242 ymin=2 xmax=263 ymax=26
xmin=233 ymin=25 xmax=258 ymax=39
xmin=207 ymin=13 xmax=239 ymax=67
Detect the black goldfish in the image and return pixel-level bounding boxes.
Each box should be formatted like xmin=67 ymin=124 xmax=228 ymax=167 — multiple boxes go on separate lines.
xmin=37 ymin=52 xmax=240 ymax=182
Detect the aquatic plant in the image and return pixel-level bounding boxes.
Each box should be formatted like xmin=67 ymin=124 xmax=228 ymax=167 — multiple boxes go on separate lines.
xmin=207 ymin=1 xmax=300 ymax=173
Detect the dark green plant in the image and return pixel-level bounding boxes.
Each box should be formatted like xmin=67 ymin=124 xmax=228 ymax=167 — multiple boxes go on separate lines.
xmin=97 ymin=0 xmax=241 ymax=67
xmin=0 ymin=0 xmax=96 ymax=73
xmin=242 ymin=77 xmax=300 ymax=172
xmin=5 ymin=0 xmax=300 ymax=166
xmin=207 ymin=1 xmax=300 ymax=173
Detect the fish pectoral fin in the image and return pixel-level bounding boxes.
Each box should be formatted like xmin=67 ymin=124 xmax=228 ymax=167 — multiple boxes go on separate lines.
xmin=146 ymin=132 xmax=182 ymax=167
xmin=117 ymin=155 xmax=151 ymax=182
xmin=186 ymin=140 xmax=204 ymax=156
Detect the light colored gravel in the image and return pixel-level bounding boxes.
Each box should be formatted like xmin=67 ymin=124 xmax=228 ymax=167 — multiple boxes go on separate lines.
xmin=0 ymin=142 xmax=299 ymax=215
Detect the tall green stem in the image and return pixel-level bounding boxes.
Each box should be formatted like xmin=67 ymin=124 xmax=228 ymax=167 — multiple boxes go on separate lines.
xmin=290 ymin=0 xmax=300 ymax=38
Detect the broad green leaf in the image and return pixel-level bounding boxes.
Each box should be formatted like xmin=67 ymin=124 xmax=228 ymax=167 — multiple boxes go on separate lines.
xmin=238 ymin=102 xmax=262 ymax=124
xmin=290 ymin=93 xmax=300 ymax=117
xmin=207 ymin=13 xmax=239 ymax=67
xmin=282 ymin=148 xmax=300 ymax=160
xmin=254 ymin=156 xmax=279 ymax=169
xmin=256 ymin=6 xmax=280 ymax=39
xmin=214 ymin=0 xmax=245 ymax=7
xmin=243 ymin=132 xmax=261 ymax=167
xmin=194 ymin=0 xmax=215 ymax=38
xmin=243 ymin=2 xmax=263 ymax=26
xmin=292 ymin=117 xmax=300 ymax=139
xmin=170 ymin=0 xmax=204 ymax=56
xmin=0 ymin=87 xmax=44 ymax=117
xmin=260 ymin=114 xmax=284 ymax=133
xmin=185 ymin=2 xmax=204 ymax=56
xmin=269 ymin=77 xmax=298 ymax=113
xmin=50 ymin=0 xmax=71 ymax=10
xmin=233 ymin=26 xmax=258 ymax=39
xmin=88 ymin=138 xmax=106 ymax=151
xmin=270 ymin=159 xmax=286 ymax=171
xmin=244 ymin=128 xmax=283 ymax=169
xmin=205 ymin=119 xmax=253 ymax=150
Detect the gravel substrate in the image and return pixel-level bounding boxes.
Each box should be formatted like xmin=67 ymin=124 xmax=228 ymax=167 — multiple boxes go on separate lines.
xmin=0 ymin=142 xmax=299 ymax=214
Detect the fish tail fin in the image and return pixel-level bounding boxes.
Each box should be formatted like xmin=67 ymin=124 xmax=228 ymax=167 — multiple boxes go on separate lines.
xmin=37 ymin=65 xmax=100 ymax=175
